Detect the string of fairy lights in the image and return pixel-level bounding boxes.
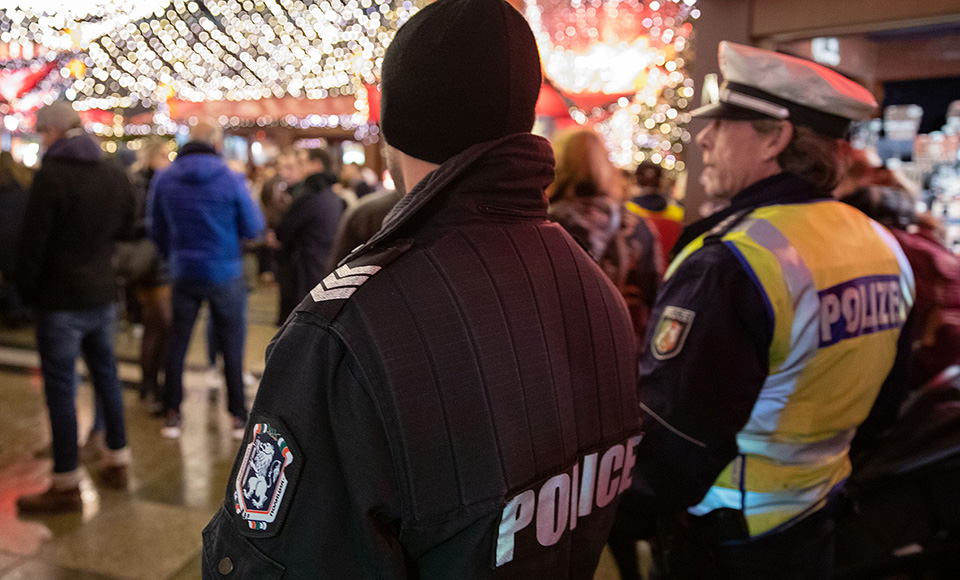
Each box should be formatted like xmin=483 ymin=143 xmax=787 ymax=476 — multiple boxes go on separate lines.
xmin=0 ymin=0 xmax=418 ymax=112
xmin=72 ymin=0 xmax=419 ymax=110
xmin=0 ymin=0 xmax=168 ymax=52
xmin=1 ymin=0 xmax=697 ymax=172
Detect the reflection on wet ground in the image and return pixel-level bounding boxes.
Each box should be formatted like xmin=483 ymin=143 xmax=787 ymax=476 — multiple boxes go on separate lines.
xmin=0 ymin=460 xmax=53 ymax=557
xmin=0 ymin=284 xmax=276 ymax=579
xmin=0 ymin=283 xmax=626 ymax=579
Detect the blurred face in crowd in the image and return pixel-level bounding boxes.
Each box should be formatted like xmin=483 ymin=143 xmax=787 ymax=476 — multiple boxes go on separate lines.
xmin=695 ymin=118 xmax=790 ymax=201
xmin=301 ymin=155 xmax=326 ymax=177
xmin=341 ymin=163 xmax=361 ymax=184
xmin=37 ymin=126 xmax=65 ymax=149
xmin=277 ymin=154 xmax=303 ymax=185
xmin=554 ymin=130 xmax=621 ymax=201
xmin=150 ymin=151 xmax=171 ymax=171
xmin=636 ymin=166 xmax=660 ymax=188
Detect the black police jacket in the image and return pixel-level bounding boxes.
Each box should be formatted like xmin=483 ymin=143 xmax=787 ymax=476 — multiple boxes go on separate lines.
xmin=634 ymin=174 xmax=826 ymax=510
xmin=202 ymin=133 xmax=642 ymax=579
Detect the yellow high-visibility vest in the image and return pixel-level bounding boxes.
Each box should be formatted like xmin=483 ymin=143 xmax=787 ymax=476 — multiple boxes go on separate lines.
xmin=669 ymin=200 xmax=915 ymax=535
xmin=626 ymin=200 xmax=684 ymax=224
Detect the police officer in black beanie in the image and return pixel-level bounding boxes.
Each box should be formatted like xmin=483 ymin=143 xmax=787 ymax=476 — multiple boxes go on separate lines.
xmin=202 ymin=0 xmax=641 ymax=578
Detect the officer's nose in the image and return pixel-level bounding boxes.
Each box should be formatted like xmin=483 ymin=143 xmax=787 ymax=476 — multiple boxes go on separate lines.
xmin=695 ymin=121 xmax=716 ymax=150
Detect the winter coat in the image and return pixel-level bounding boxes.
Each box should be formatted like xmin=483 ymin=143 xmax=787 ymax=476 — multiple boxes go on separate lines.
xmin=550 ymin=195 xmax=662 ymax=344
xmin=275 ymin=172 xmax=344 ymax=311
xmin=148 ymin=142 xmax=264 ymax=284
xmin=202 ymin=133 xmax=641 ymax=579
xmin=0 ymin=179 xmax=28 ymax=281
xmin=121 ymin=167 xmax=169 ymax=287
xmin=891 ymin=227 xmax=960 ymax=386
xmin=16 ymin=130 xmax=135 ymax=310
xmin=636 ymin=173 xmax=912 ymax=542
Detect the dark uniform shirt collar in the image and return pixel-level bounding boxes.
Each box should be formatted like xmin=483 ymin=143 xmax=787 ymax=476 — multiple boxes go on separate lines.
xmin=672 ymin=172 xmax=832 ymax=258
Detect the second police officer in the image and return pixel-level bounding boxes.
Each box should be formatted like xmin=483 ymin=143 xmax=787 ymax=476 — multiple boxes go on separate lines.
xmin=633 ymin=42 xmax=916 ymax=579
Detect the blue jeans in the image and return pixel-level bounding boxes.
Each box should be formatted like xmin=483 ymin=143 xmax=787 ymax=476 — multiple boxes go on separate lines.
xmin=165 ymin=278 xmax=248 ymax=421
xmin=36 ymin=305 xmax=126 ymax=474
xmin=206 ymin=316 xmax=220 ymax=368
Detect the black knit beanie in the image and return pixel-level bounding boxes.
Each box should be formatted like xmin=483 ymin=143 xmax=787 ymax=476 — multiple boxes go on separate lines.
xmin=380 ymin=0 xmax=543 ymax=164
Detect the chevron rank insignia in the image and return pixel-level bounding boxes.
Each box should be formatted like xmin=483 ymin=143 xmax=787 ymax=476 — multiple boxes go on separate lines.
xmin=311 ymin=264 xmax=382 ymax=303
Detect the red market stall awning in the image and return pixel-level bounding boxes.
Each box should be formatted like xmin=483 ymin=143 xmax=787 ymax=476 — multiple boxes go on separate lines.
xmin=365 ymin=81 xmax=631 ymax=125
xmin=535 ymin=81 xmax=633 ymax=119
xmin=0 ymin=62 xmax=57 ymax=103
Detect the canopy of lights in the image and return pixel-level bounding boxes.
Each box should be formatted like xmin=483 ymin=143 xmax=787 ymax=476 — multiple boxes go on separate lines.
xmin=0 ymin=0 xmax=698 ymax=169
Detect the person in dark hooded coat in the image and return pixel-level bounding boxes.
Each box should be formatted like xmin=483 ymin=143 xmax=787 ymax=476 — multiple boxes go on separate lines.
xmin=15 ymin=102 xmax=135 ymax=513
xmin=274 ymin=147 xmax=344 ymax=322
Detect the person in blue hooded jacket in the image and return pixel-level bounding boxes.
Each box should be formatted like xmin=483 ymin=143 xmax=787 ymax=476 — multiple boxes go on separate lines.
xmin=148 ymin=119 xmax=264 ymax=440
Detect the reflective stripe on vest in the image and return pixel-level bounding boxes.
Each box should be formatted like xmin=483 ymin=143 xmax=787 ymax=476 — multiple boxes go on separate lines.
xmin=672 ymin=201 xmax=915 ymax=535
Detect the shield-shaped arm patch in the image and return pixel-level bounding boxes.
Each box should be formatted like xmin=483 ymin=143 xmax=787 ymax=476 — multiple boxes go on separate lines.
xmin=651 ymin=306 xmax=696 ymax=360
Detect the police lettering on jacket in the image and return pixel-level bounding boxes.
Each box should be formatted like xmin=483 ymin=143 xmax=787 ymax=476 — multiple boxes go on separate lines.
xmin=495 ymin=435 xmax=642 ymax=567
xmin=820 ymin=274 xmax=905 ymax=347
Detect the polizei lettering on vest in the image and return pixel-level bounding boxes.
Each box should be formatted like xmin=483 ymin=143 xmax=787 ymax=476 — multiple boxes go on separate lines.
xmin=819 ymin=274 xmax=903 ymax=348
xmin=495 ymin=435 xmax=642 ymax=567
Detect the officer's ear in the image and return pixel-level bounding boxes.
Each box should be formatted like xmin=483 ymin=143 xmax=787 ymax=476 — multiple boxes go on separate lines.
xmin=758 ymin=120 xmax=794 ymax=163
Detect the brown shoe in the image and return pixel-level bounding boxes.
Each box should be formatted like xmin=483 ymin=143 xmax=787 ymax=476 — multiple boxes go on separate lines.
xmin=17 ymin=486 xmax=82 ymax=514
xmin=99 ymin=464 xmax=128 ymax=489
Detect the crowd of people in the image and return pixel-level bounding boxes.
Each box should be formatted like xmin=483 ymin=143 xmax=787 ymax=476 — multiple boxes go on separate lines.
xmin=1 ymin=113 xmax=410 ymax=448
xmin=2 ymin=0 xmax=959 ymax=578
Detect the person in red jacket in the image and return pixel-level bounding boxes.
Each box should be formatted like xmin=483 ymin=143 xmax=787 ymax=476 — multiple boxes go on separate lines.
xmin=628 ymin=161 xmax=684 ymax=264
xmin=841 ymin=185 xmax=960 ymax=389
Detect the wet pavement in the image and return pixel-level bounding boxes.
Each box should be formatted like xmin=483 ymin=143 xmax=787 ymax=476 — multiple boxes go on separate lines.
xmin=0 ymin=282 xmax=627 ymax=579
